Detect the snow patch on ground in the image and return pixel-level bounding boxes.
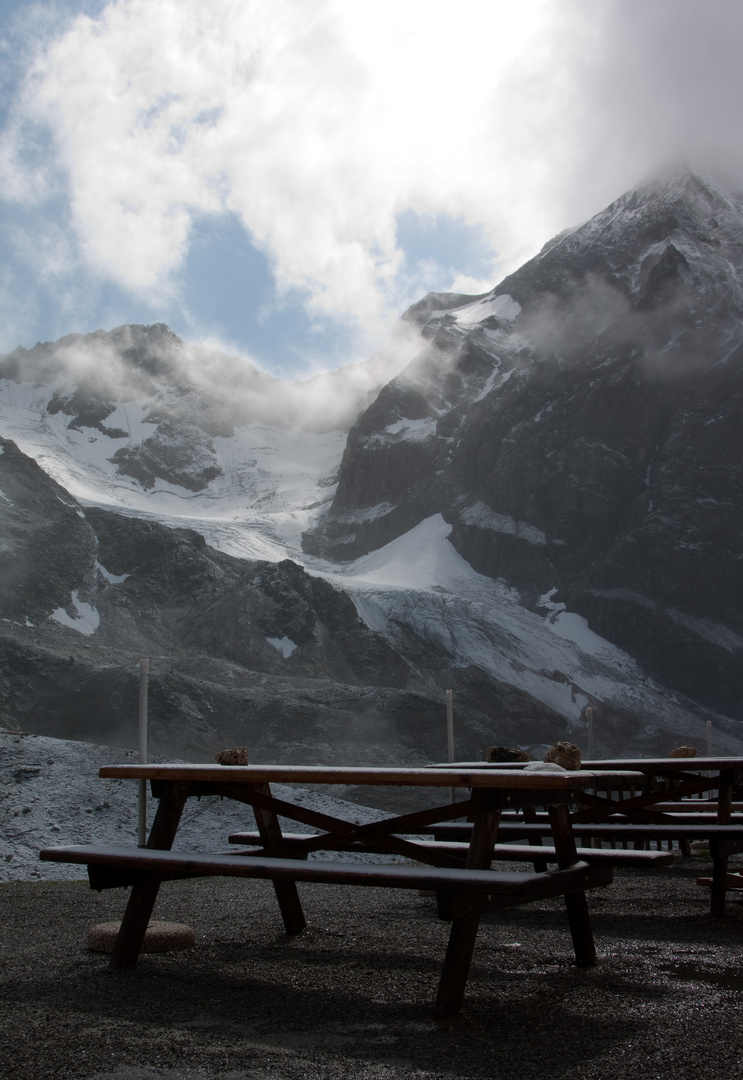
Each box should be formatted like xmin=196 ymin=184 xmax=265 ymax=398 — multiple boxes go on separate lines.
xmin=0 ymin=731 xmax=389 ymax=882
xmin=472 ymin=364 xmax=510 ymax=402
xmin=50 ymin=591 xmax=100 ymax=635
xmin=668 ymin=609 xmax=743 ymax=652
xmin=384 ymin=418 xmax=437 ymax=440
xmin=447 ymin=293 xmax=521 ymax=327
xmin=96 ymin=561 xmax=129 ymax=584
xmin=333 ymin=502 xmax=395 ymax=525
xmin=335 ymin=515 xmax=474 ymax=592
xmin=460 ymin=502 xmax=547 ymax=545
xmin=266 ymin=635 xmax=298 ymax=658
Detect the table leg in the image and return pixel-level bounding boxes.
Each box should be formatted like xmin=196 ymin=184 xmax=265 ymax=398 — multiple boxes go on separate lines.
xmin=548 ymin=804 xmax=596 ymax=967
xmin=710 ymin=770 xmax=735 ymax=917
xmin=435 ymin=790 xmax=501 ymax=1016
xmin=251 ymin=782 xmax=306 ymax=935
xmin=523 ymin=804 xmax=549 ymax=873
xmin=109 ymin=781 xmax=191 ymax=970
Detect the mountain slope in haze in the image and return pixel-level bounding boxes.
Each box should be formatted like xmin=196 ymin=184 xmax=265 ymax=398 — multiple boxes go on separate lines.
xmin=1 ymin=167 xmax=742 ymax=764
xmin=0 ymin=436 xmax=572 ymax=773
xmin=305 ymin=169 xmax=743 ymax=720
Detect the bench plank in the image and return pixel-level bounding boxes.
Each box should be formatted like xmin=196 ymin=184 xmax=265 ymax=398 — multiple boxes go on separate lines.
xmin=227 ymin=832 xmax=673 ymax=867
xmin=427 ymin=822 xmax=743 ymax=842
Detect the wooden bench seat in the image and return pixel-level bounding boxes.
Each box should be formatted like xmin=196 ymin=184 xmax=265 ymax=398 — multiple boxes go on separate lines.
xmin=39 ymin=843 xmax=610 ymax=909
xmin=227 ymin=831 xmax=673 ymax=867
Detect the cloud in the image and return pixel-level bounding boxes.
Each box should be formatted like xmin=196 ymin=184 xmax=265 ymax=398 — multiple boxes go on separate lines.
xmin=0 ymin=0 xmax=582 ymax=353
xmin=2 ymin=0 xmax=743 ymax=369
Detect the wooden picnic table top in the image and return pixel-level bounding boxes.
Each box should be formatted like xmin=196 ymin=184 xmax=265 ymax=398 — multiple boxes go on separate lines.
xmin=99 ymin=762 xmax=646 ymax=791
xmin=430 ymin=757 xmax=743 ymax=773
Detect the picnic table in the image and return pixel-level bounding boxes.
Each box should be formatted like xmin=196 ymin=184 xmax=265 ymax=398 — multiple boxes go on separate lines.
xmin=430 ymin=756 xmax=743 ymax=916
xmin=40 ymin=762 xmax=645 ymax=1015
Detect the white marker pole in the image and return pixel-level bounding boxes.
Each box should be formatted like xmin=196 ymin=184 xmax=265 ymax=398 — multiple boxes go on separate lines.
xmin=586 ymin=706 xmax=594 ymax=760
xmin=445 ymin=690 xmax=455 ymax=804
xmin=138 ymin=659 xmax=149 ymax=847
xmin=707 ymin=720 xmax=713 ymax=758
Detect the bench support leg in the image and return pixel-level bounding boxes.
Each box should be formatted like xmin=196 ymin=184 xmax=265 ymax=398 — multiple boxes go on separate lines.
xmin=251 ymin=783 xmax=306 ymax=935
xmin=435 ymin=915 xmax=480 ymax=1016
xmin=710 ymin=770 xmax=735 ymax=917
xmin=524 ymin=805 xmax=549 ymax=873
xmin=109 ymin=878 xmax=162 ymax=969
xmin=549 ymin=805 xmax=596 ymax=967
xmin=109 ymin=781 xmax=191 ymax=970
xmin=710 ymin=841 xmax=729 ymax=918
xmin=435 ymin=791 xmax=502 ymax=1015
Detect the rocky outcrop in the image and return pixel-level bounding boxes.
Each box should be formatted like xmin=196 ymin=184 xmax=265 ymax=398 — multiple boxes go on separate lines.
xmin=0 ymin=438 xmax=98 ymax=622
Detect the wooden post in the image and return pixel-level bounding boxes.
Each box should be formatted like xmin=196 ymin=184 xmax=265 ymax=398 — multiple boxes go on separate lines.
xmin=446 ymin=690 xmax=455 ymax=803
xmin=138 ymin=659 xmax=148 ymax=847
xmin=586 ymin=706 xmax=594 ymax=759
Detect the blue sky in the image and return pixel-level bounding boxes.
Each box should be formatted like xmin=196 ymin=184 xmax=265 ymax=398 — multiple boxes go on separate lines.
xmin=1 ymin=1 xmax=742 ymax=377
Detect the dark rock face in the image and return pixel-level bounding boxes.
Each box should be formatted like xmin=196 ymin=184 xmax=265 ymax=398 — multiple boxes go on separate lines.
xmin=0 ymin=438 xmax=98 ymax=621
xmin=304 ymin=170 xmax=743 ymax=718
xmin=109 ymin=423 xmax=223 ymax=490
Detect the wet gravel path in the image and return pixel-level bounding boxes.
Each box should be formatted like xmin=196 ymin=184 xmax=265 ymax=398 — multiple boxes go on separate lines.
xmin=1 ymin=859 xmax=743 ymax=1080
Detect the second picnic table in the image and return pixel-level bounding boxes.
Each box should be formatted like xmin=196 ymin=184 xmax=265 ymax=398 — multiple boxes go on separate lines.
xmin=432 ymin=756 xmax=743 ymax=915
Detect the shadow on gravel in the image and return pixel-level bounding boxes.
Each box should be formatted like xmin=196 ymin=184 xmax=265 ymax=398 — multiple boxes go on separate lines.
xmin=2 ymin=867 xmax=743 ymax=1080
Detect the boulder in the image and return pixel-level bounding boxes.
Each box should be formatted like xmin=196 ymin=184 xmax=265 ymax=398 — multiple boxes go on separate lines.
xmin=215 ymin=746 xmax=249 ymax=765
xmin=88 ymin=921 xmax=195 ymax=954
xmin=544 ymin=741 xmax=582 ymax=770
xmin=669 ymin=745 xmax=697 ymax=758
xmin=484 ymin=745 xmax=530 ymax=762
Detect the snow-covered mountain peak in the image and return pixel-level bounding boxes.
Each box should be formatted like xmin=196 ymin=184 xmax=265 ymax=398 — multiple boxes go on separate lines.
xmin=2 ymin=168 xmax=742 ymax=780
xmin=494 ymin=165 xmax=743 ymax=325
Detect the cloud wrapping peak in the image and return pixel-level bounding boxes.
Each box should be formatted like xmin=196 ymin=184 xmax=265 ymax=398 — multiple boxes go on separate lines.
xmin=0 ymin=0 xmax=580 ymax=345
xmin=2 ymin=0 xmax=743 ymax=369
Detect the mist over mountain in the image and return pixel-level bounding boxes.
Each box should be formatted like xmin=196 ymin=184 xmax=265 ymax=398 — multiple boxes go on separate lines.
xmin=1 ymin=167 xmax=742 ymax=773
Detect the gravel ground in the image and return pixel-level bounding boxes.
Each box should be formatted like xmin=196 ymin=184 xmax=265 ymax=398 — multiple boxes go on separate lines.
xmin=2 ymin=859 xmax=743 ymax=1080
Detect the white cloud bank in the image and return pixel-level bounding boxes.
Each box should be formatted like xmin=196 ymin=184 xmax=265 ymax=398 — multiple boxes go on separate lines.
xmin=2 ymin=0 xmax=743 ymax=368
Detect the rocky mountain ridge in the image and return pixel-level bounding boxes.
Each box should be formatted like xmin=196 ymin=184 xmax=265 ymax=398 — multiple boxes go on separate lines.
xmin=1 ymin=167 xmax=741 ymax=765
xmin=305 ymin=168 xmax=743 ymax=719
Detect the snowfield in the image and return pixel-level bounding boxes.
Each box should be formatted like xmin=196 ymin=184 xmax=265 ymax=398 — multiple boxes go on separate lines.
xmin=0 ymin=378 xmax=346 ymax=562
xmin=0 ymin=373 xmax=733 ymax=753
xmin=318 ymin=515 xmax=727 ymax=748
